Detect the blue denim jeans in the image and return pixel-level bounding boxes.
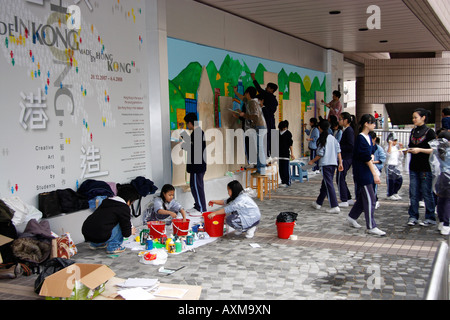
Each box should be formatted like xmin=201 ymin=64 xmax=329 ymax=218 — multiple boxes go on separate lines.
xmin=408 ymin=171 xmax=436 ymax=222
xmin=256 ymin=126 xmax=267 ymax=175
xmin=90 ymin=224 xmax=124 ymax=252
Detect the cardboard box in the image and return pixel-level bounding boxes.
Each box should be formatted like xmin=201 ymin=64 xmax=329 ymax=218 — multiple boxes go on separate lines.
xmin=0 ymin=235 xmax=14 ymax=264
xmin=39 ymin=263 xmax=116 ymax=300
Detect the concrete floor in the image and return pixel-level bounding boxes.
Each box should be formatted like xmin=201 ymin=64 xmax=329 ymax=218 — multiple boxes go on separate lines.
xmin=0 ymin=169 xmax=448 ymax=301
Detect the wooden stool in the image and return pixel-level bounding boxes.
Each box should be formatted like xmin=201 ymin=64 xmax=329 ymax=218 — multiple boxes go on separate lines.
xmin=245 ymin=168 xmax=257 ymax=188
xmin=250 ymin=174 xmax=271 ymax=201
xmin=266 ymin=163 xmax=279 ymax=191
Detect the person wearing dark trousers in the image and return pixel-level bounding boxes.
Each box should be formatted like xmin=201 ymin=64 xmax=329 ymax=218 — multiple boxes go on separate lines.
xmin=278 ymin=120 xmax=294 ymax=187
xmin=346 ymin=114 xmax=386 ymax=236
xmin=251 ymin=73 xmax=278 ymax=158
xmin=337 ymin=112 xmax=357 ymax=207
xmin=309 ymin=120 xmax=343 ymax=214
xmin=304 ymin=118 xmax=320 ymax=173
xmin=183 ymin=113 xmax=207 ymax=217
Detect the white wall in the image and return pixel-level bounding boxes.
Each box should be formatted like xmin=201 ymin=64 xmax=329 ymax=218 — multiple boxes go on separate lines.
xmin=165 ymin=0 xmax=329 ymax=74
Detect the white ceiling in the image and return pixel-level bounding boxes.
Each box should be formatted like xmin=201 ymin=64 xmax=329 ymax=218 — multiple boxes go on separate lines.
xmin=195 ymin=0 xmax=450 ymax=80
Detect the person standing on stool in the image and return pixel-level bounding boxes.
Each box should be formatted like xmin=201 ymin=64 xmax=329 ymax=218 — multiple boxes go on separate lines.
xmin=251 ymin=73 xmax=278 ymax=158
xmin=182 ymin=113 xmax=207 ymax=217
xmin=233 ymin=86 xmax=267 ymax=177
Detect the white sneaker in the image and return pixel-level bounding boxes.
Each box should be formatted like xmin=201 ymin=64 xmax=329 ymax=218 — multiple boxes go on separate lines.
xmin=347 ymin=216 xmax=362 ymax=229
xmin=393 ymin=194 xmax=402 ymax=200
xmin=338 ymin=202 xmax=349 ymax=207
xmin=387 ymin=195 xmax=398 ymax=201
xmin=187 ymin=208 xmax=202 ymax=217
xmin=367 ymin=227 xmax=386 ymax=236
xmin=315 ymin=170 xmax=321 ymax=175
xmin=438 ymin=222 xmax=444 ymax=231
xmin=311 ymin=202 xmax=321 ymax=210
xmin=419 ymin=201 xmax=425 ymax=208
xmin=441 ymin=226 xmax=450 ymax=236
xmin=279 ymin=184 xmax=288 ymax=188
xmin=245 ymin=226 xmax=257 ymax=238
xmin=375 ymin=201 xmax=380 ymax=209
xmin=347 ymin=200 xmax=355 ymax=206
xmin=326 ymin=207 xmax=340 ymax=214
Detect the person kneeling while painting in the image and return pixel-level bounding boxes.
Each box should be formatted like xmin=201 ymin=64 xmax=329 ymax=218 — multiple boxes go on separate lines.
xmin=207 ymin=180 xmax=261 ymax=239
xmin=82 ymin=184 xmax=140 ymax=254
xmin=147 ymin=184 xmax=187 ymax=224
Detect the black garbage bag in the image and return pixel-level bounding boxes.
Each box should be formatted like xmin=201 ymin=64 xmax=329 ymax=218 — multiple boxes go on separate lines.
xmin=277 ymin=212 xmax=298 ymax=223
xmin=34 ymin=258 xmax=76 ymax=294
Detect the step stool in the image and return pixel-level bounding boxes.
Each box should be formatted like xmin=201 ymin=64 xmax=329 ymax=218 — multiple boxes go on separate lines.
xmin=290 ymin=162 xmax=309 ymax=183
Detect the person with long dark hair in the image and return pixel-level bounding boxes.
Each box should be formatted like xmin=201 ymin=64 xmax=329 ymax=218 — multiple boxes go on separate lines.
xmin=407 ymin=108 xmax=437 ymax=226
xmin=82 ymin=184 xmax=140 ymax=254
xmin=146 ymin=184 xmax=187 ymax=224
xmin=304 ymin=118 xmax=320 ymax=173
xmin=337 ymin=112 xmax=357 ymax=207
xmin=309 ymin=120 xmax=344 ymax=214
xmin=346 ymin=114 xmax=386 ymax=236
xmin=207 ymin=180 xmax=261 ymax=239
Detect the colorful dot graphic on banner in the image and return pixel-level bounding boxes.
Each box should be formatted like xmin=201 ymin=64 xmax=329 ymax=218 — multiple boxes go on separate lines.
xmin=5 ymin=37 xmax=8 ymax=48
xmin=102 ymin=117 xmax=106 ymax=127
xmin=90 ymin=133 xmax=93 ymax=142
xmin=45 ymin=85 xmax=48 ymax=95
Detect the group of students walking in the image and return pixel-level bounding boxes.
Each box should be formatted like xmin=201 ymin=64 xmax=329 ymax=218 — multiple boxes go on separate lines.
xmin=306 ymin=108 xmax=450 ymax=237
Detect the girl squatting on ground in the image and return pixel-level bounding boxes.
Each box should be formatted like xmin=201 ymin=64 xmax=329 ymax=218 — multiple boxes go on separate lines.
xmin=207 ymin=180 xmax=261 ymax=239
xmin=309 ymin=120 xmax=344 ymax=214
xmin=346 ymin=114 xmax=386 ymax=237
xmin=146 ymin=184 xmax=187 ymax=225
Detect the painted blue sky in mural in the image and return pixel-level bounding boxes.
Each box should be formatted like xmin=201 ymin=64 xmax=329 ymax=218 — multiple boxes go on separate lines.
xmin=167 ymin=37 xmax=327 ymax=84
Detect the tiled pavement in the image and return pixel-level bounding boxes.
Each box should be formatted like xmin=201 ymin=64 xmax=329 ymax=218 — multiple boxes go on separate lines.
xmin=0 ymin=169 xmax=448 ymax=300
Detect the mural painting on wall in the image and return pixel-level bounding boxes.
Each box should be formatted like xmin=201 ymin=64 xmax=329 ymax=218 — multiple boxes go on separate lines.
xmin=0 ymin=0 xmax=150 ymax=205
xmin=168 ymin=39 xmax=327 ymax=186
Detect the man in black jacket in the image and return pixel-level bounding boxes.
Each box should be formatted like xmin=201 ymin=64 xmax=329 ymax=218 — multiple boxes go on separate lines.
xmin=82 ymin=184 xmax=139 ymax=254
xmin=251 ymin=73 xmax=278 ymax=157
xmin=182 ymin=113 xmax=207 ymax=217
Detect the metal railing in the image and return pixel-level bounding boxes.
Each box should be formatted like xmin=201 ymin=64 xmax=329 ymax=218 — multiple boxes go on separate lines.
xmin=423 ymin=239 xmax=450 ymax=300
xmin=374 ymin=129 xmax=411 ymax=147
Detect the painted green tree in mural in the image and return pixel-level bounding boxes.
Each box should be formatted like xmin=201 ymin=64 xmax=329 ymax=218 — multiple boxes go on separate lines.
xmin=169 ymin=55 xmax=327 ymax=128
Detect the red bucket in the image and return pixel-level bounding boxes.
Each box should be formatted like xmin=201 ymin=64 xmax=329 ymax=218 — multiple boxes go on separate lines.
xmin=202 ymin=212 xmax=225 ymax=237
xmin=276 ymin=222 xmax=295 ymax=239
xmin=172 ymin=219 xmax=190 ymax=236
xmin=147 ymin=221 xmax=166 ymax=239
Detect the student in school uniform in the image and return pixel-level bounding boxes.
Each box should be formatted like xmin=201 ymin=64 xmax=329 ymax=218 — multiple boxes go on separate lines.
xmin=346 ymin=114 xmax=386 ymax=236
xmin=385 ymin=134 xmax=404 ymax=201
xmin=337 ymin=112 xmax=357 ymax=207
xmin=304 ymin=118 xmax=320 ymax=174
xmin=309 ymin=120 xmax=344 ymax=214
xmin=183 ymin=113 xmax=207 ymax=217
xmin=278 ymin=120 xmax=295 ymax=187
xmin=147 ymin=184 xmax=187 ymax=225
xmin=208 ymin=180 xmax=261 ymax=239
xmin=369 ymin=132 xmax=387 ymax=209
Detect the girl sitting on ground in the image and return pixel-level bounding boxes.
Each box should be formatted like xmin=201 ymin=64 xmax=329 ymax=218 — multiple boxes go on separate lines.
xmin=147 ymin=184 xmax=187 ymax=225
xmin=207 ymin=180 xmax=261 ymax=239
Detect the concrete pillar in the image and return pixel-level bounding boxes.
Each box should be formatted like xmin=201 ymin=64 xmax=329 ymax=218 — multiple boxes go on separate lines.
xmin=145 ymin=0 xmax=172 ymax=187
xmin=326 ymin=50 xmax=344 ymax=103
